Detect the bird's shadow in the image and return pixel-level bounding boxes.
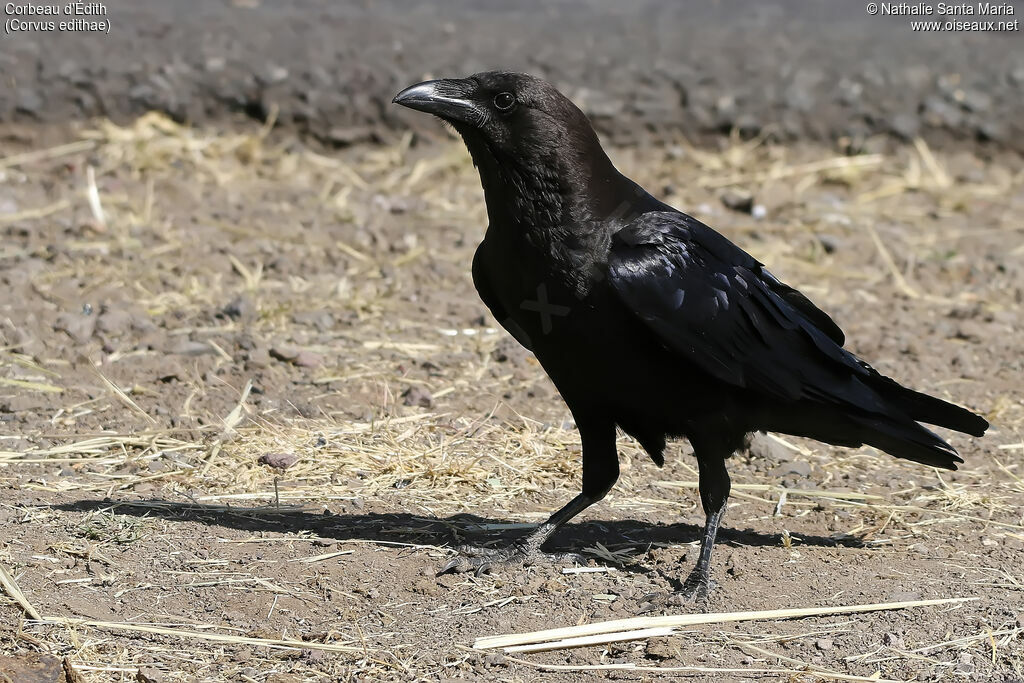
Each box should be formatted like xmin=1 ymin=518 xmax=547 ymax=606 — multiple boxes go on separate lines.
xmin=51 ymin=498 xmax=864 ymax=574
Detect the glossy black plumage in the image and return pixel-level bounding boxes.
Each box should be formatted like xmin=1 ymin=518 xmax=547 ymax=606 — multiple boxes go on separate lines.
xmin=393 ymin=71 xmax=988 ymax=603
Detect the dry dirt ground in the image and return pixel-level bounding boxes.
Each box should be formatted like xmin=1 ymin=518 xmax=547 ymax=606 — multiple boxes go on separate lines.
xmin=0 ymin=117 xmax=1022 ymax=682
xmin=5 ymin=0 xmax=1024 ymax=153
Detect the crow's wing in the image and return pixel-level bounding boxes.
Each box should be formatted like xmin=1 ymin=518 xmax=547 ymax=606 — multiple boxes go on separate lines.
xmin=607 ymin=211 xmax=877 ymax=407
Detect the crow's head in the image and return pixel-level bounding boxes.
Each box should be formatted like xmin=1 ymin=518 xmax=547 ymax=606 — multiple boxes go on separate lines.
xmin=394 ymin=72 xmax=645 ymax=224
xmin=393 ymin=71 xmax=600 ymax=167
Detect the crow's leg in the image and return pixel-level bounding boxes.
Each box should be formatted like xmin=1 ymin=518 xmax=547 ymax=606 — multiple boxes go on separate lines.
xmin=678 ymin=450 xmax=731 ymax=603
xmin=640 ymin=446 xmax=731 ymax=611
xmin=440 ymin=417 xmax=618 ymax=575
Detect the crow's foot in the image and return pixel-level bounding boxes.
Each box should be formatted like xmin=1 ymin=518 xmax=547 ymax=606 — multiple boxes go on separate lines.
xmin=638 ymin=575 xmax=716 ymax=613
xmin=438 ymin=543 xmax=585 ymax=577
xmin=678 ymin=571 xmax=716 ymax=604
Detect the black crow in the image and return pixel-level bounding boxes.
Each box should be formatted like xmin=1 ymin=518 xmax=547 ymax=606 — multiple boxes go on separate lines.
xmin=392 ymin=72 xmax=988 ymax=604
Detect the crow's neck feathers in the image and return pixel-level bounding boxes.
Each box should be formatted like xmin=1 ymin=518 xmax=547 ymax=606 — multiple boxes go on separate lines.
xmin=461 ymin=121 xmax=634 ymax=239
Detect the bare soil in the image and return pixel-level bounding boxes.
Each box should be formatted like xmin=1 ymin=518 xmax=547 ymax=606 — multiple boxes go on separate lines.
xmin=3 ymin=0 xmax=1024 ymax=153
xmin=0 ymin=118 xmax=1022 ymax=681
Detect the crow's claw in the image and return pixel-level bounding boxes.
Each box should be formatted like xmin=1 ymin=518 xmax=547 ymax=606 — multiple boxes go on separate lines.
xmin=637 ymin=576 xmax=717 ymax=613
xmin=679 ymin=573 xmax=716 ymax=605
xmin=437 ymin=543 xmax=585 ymax=576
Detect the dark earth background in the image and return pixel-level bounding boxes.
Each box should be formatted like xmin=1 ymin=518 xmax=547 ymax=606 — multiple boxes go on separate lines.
xmin=3 ymin=0 xmax=1024 ymax=152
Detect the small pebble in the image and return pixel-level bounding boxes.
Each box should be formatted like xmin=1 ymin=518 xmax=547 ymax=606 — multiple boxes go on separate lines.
xmin=721 ymin=188 xmax=754 ymax=213
xmin=258 ymin=452 xmax=298 ymax=470
xmin=402 ymin=385 xmax=433 ymax=408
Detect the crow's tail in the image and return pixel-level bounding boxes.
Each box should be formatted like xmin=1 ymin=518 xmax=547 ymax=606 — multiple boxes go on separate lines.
xmin=854 ymin=414 xmax=963 ymax=469
xmin=869 ymin=376 xmax=988 ymax=436
xmin=853 ymin=379 xmax=988 ymax=470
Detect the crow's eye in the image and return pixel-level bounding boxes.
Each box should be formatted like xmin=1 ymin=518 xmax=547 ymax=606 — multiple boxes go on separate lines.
xmin=493 ymin=92 xmax=516 ymax=111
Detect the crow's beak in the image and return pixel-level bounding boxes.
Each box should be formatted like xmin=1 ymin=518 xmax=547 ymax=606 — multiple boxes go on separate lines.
xmin=392 ymin=79 xmax=480 ymax=124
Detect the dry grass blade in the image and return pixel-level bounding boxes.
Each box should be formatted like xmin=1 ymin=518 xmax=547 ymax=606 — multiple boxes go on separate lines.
xmin=913 ymin=137 xmax=951 ymax=188
xmin=699 ymin=154 xmax=884 ymax=188
xmin=865 ymin=223 xmax=919 ymax=299
xmin=0 ymin=199 xmax=72 ymax=226
xmin=501 ymin=654 xmax=904 ymax=682
xmin=654 ymin=480 xmax=884 ymax=502
xmin=0 ymin=377 xmax=63 ymax=393
xmin=91 ymin=367 xmax=157 ymax=424
xmin=474 ymin=597 xmax=975 ymax=651
xmin=0 ymin=140 xmax=97 ymax=169
xmin=735 ymin=641 xmax=901 ymax=683
xmin=85 ymin=165 xmax=107 ymax=231
xmin=504 ymin=626 xmax=676 ymax=653
xmin=33 ymin=617 xmax=361 ymax=653
xmin=0 ymin=564 xmax=43 ymax=620
xmin=201 ymin=379 xmax=253 ymax=475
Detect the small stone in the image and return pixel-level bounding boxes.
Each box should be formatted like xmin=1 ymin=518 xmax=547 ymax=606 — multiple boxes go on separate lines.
xmin=137 ymin=666 xmax=166 ymax=683
xmin=171 ymin=340 xmax=217 ymax=356
xmin=221 ymin=295 xmax=255 ymax=321
xmin=923 ymin=96 xmax=963 ymax=128
xmin=326 ymin=126 xmax=376 ymax=146
xmin=747 ymin=433 xmax=789 ymax=463
xmin=402 ymin=386 xmax=433 ymax=408
xmin=0 ymin=653 xmax=64 ymax=683
xmin=269 ymin=345 xmax=322 ymax=367
xmin=890 ymin=591 xmax=922 ymax=602
xmin=770 ymin=460 xmax=811 ymax=477
xmin=410 ymin=577 xmax=441 ymax=596
xmin=291 ymin=310 xmax=335 ymax=331
xmin=889 ymin=112 xmax=920 ymax=141
xmin=883 ymin=632 xmax=905 ymax=649
xmin=258 ymin=452 xmax=298 ymax=470
xmin=959 ymin=89 xmax=992 ymax=113
xmin=269 ymin=345 xmax=299 ymax=362
xmin=293 ymin=350 xmax=324 ymax=368
xmin=150 ymin=358 xmax=184 ymax=383
xmin=259 ymin=63 xmax=289 ymax=85
xmin=817 ymin=234 xmax=844 ymax=253
xmin=721 ymin=189 xmax=754 ymax=214
xmin=954 ymin=662 xmax=974 ymax=675
xmin=954 ymin=321 xmax=985 ymax=343
xmin=245 ymin=347 xmax=271 ymax=370
xmin=97 ymin=308 xmax=133 ymax=336
xmin=16 ymin=88 xmax=43 ymax=116
xmin=483 ymin=653 xmax=506 ymax=667
xmin=815 ymin=638 xmax=833 ymax=651
xmin=300 ymin=649 xmax=327 ymax=664
xmin=645 ymin=637 xmax=677 ymax=660
xmin=0 ymin=395 xmax=46 ymax=413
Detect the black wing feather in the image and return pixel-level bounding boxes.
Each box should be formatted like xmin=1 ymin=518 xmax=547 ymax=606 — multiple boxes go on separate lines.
xmin=607 ymin=211 xmax=874 ymax=408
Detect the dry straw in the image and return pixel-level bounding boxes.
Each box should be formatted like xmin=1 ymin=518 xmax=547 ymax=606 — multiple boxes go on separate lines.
xmin=475 ymin=597 xmax=976 ymax=653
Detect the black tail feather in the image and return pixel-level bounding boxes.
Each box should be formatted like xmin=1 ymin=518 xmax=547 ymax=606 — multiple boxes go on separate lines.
xmin=855 ymin=415 xmax=964 ymax=470
xmin=870 ymin=376 xmax=988 ymax=437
